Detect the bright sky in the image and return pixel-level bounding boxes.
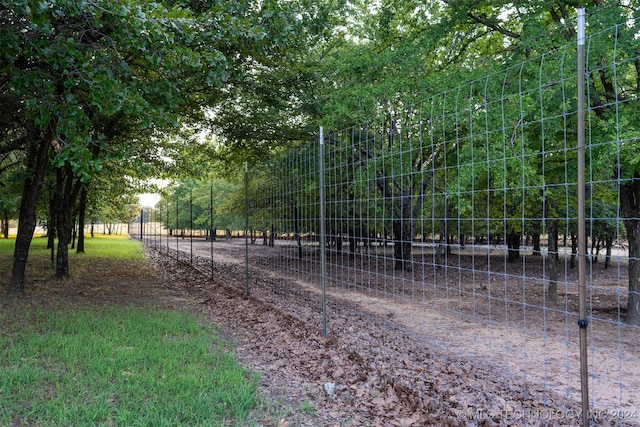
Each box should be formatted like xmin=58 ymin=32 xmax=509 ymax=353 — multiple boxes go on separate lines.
xmin=138 ymin=193 xmax=161 ymax=207
xmin=137 ymin=178 xmax=169 ymax=207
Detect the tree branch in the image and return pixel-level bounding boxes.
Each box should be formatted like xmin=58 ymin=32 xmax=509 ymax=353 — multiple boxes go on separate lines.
xmin=465 ymin=12 xmax=521 ymax=39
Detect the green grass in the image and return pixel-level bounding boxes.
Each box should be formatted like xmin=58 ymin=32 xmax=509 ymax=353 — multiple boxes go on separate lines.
xmin=0 ymin=234 xmax=145 ymax=260
xmin=0 ymin=307 xmax=258 ymax=426
xmin=0 ymin=237 xmax=17 ymax=256
xmin=0 ymin=235 xmax=265 ymax=426
xmin=0 ymin=306 xmax=261 ymax=426
xmin=74 ymin=235 xmax=146 ymax=260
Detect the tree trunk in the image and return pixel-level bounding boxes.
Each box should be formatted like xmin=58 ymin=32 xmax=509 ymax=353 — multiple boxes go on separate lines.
xmin=54 ymin=167 xmax=82 ymax=280
xmin=47 ymin=182 xmax=57 ymax=265
xmin=268 ymin=224 xmax=275 ymax=247
xmin=71 ymin=219 xmax=77 ymax=250
xmin=507 ymin=231 xmax=520 ymax=263
xmin=56 ymin=224 xmax=70 ymax=279
xmin=435 ymin=197 xmax=449 ymax=266
xmin=570 ymin=233 xmax=577 ymax=269
xmin=393 ymin=219 xmax=414 ymax=271
xmin=293 ymin=201 xmax=302 ymax=259
xmin=546 ymin=220 xmax=558 ymax=304
xmin=591 ymin=237 xmax=600 ymax=264
xmin=54 ymin=168 xmax=71 ymax=279
xmin=604 ymin=235 xmax=613 ymax=269
xmin=626 ymin=222 xmax=640 ymax=325
xmin=9 ymin=134 xmax=51 ymax=295
xmin=531 ymin=232 xmax=541 ymax=256
xmin=620 ymin=174 xmax=640 ymax=325
xmin=2 ymin=209 xmax=8 ymax=239
xmin=349 ymin=231 xmax=357 ymax=259
xmin=77 ymin=186 xmax=87 ymax=253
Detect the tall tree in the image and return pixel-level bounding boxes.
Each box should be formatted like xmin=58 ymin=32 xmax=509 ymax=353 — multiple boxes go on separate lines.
xmin=582 ymin=3 xmax=640 ymax=324
xmin=1 ymin=0 xmax=301 ymax=293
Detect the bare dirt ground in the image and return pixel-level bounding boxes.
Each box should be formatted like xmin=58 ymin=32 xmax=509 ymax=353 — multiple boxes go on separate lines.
xmin=144 ymin=237 xmax=640 ymax=426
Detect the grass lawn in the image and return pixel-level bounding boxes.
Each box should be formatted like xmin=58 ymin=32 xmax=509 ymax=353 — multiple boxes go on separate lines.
xmin=0 ymin=235 xmax=263 ymax=426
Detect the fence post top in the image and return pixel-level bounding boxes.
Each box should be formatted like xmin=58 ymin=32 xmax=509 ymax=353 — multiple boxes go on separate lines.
xmin=578 ymin=8 xmax=585 ymax=46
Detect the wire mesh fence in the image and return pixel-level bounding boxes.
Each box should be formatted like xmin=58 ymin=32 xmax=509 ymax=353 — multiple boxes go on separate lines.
xmin=131 ymin=9 xmax=640 ymax=425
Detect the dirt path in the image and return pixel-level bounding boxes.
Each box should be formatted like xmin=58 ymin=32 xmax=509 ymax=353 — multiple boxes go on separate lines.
xmin=145 ymin=238 xmax=640 ymax=426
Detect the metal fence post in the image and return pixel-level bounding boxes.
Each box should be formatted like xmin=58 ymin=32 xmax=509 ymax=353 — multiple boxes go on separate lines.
xmin=319 ymin=127 xmax=327 ymax=337
xmin=176 ymin=192 xmax=179 ymax=262
xmin=245 ymin=161 xmax=250 ymax=297
xmin=190 ymin=188 xmax=193 ymax=266
xmin=210 ymin=180 xmax=214 ymax=280
xmin=576 ymin=7 xmax=590 ymax=426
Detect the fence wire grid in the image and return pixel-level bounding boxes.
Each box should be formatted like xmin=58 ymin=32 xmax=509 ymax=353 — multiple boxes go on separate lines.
xmin=132 ymin=9 xmax=640 ymax=426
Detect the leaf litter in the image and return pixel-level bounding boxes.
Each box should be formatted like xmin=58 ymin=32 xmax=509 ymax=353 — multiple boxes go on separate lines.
xmin=145 ymin=246 xmax=623 ymax=427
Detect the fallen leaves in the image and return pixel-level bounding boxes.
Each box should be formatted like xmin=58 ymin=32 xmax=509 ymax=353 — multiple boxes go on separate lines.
xmin=146 ymin=247 xmax=584 ymax=427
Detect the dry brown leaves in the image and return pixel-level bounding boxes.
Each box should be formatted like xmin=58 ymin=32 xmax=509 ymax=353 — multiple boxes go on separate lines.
xmin=146 ymin=249 xmax=602 ymax=427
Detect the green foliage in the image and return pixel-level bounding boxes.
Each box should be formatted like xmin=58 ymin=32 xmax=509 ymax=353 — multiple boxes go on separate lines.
xmin=207 ymin=0 xmax=351 ymax=165
xmin=230 ymin=1 xmax=639 ymax=272
xmin=1 ymin=0 xmax=311 ymax=288
xmin=1 ymin=0 xmax=307 ymax=215
xmin=3 ymin=0 xmax=639 ymax=309
xmin=159 ymin=178 xmax=244 ymax=232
